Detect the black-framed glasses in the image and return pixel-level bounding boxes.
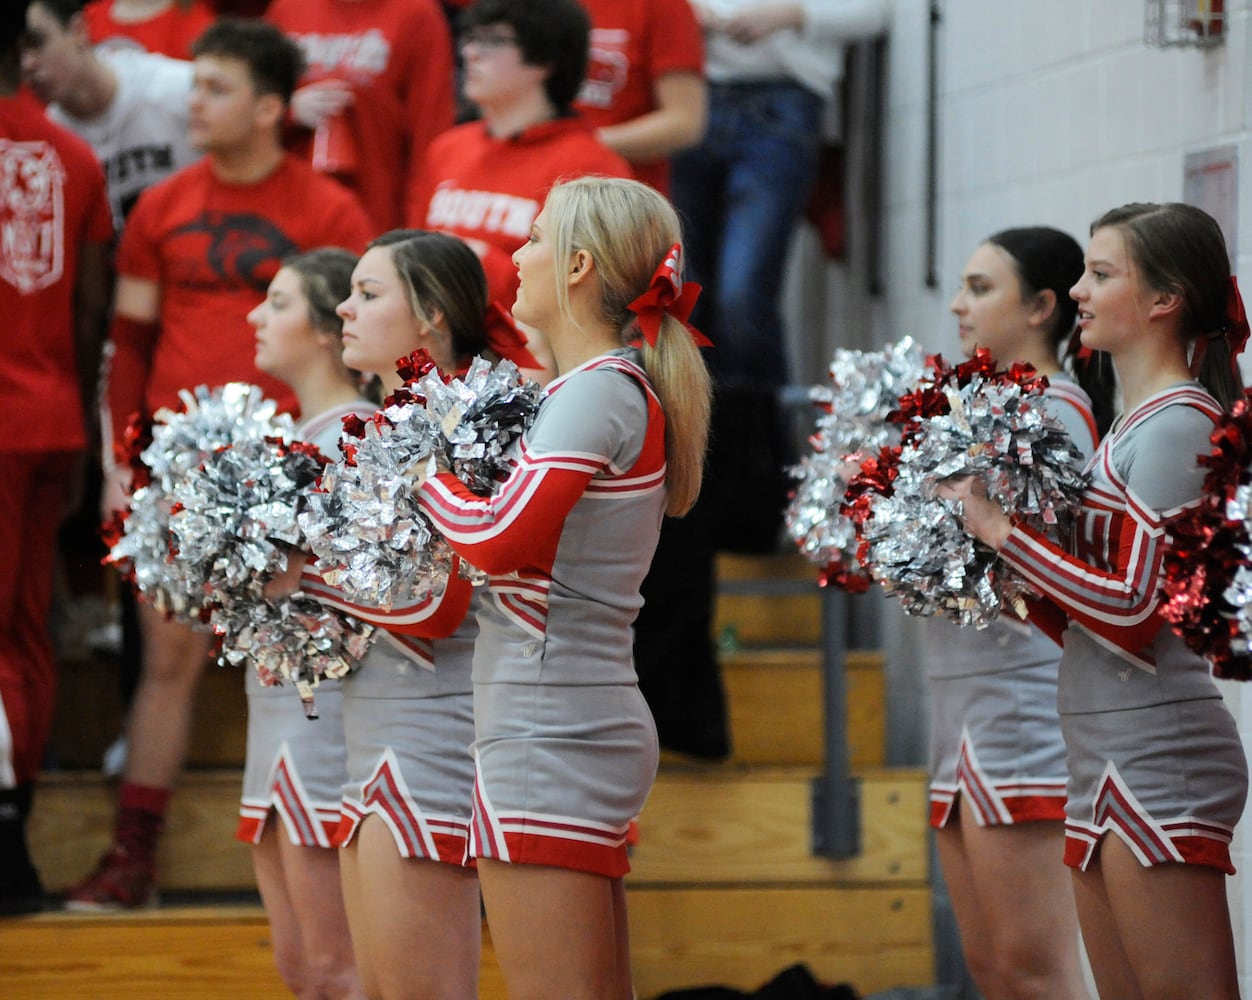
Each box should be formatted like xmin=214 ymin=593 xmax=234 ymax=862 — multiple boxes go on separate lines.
xmin=459 ymin=28 xmax=520 ymax=51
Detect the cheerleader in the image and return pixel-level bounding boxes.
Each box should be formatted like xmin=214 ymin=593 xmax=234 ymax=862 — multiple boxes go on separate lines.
xmin=944 ymin=203 xmax=1249 ymax=1000
xmin=415 ymin=176 xmax=713 ymax=1000
xmin=931 ymin=227 xmax=1109 ymax=1000
xmin=242 ymin=247 xmax=372 ymax=999
xmin=271 ymin=229 xmax=519 ymax=999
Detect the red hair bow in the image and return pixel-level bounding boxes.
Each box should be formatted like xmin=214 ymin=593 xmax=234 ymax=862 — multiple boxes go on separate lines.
xmin=1225 ymin=275 xmax=1250 ymax=375
xmin=484 ymin=301 xmax=542 ymax=371
xmin=627 ymin=243 xmax=712 ymax=349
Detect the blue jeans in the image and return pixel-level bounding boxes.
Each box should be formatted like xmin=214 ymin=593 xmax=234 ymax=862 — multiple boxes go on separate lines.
xmin=670 ymin=81 xmax=825 ymax=389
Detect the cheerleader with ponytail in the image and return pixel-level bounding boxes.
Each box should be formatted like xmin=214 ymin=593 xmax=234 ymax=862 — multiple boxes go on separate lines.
xmin=930 ymin=226 xmax=1102 ymax=1000
xmin=267 ymin=229 xmax=514 ymax=999
xmin=415 ymin=176 xmax=712 ymax=1000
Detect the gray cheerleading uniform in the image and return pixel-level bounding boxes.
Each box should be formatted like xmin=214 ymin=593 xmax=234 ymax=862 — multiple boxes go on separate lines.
xmin=927 ymin=377 xmax=1097 ymax=828
xmin=999 ymin=383 xmax=1248 ymax=872
xmin=420 ymin=349 xmax=665 ymax=877
xmin=237 ymin=400 xmax=377 ymax=847
xmin=298 ymin=552 xmax=478 ymax=864
xmin=332 ymin=621 xmax=477 ymax=863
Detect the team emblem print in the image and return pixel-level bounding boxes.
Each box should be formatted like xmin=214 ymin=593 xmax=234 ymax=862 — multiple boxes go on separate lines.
xmin=0 ymin=140 xmax=67 ymax=294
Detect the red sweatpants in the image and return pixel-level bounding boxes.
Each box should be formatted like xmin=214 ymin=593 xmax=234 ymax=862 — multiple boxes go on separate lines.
xmin=0 ymin=450 xmax=78 ymax=786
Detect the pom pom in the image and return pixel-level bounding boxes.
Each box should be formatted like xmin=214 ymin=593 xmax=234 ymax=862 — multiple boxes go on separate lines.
xmin=166 ymin=432 xmax=377 ymax=712
xmin=168 ymin=436 xmax=325 ymax=596
xmin=299 ymin=350 xmax=542 ymax=609
xmin=785 ymin=337 xmax=926 ymax=589
xmin=211 ymin=589 xmax=375 ymax=718
xmin=843 ymin=350 xmax=1088 ymax=627
xmin=105 ymin=383 xmax=293 ymax=623
xmin=1161 ymin=392 xmax=1252 ymax=680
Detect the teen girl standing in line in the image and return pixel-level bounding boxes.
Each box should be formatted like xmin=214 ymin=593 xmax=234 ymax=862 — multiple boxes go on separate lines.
xmin=243 ymin=247 xmax=373 ymax=1000
xmin=281 ymin=229 xmax=521 ymax=1000
xmin=416 ymin=175 xmax=713 ymax=1000
xmin=943 ymin=202 xmax=1249 ymax=1000
xmin=931 ymin=227 xmax=1109 ymax=1000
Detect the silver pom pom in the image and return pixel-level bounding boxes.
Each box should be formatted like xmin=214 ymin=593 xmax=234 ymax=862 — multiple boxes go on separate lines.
xmin=108 ymin=383 xmax=292 ymax=623
xmin=856 ymin=359 xmax=1087 ymax=627
xmin=299 ymin=353 xmax=541 ymax=609
xmin=785 ymin=338 xmax=926 ymax=583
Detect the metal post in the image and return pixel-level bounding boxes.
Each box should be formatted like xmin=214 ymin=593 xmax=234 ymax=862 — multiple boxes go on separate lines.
xmin=810 ymin=583 xmax=861 ymax=858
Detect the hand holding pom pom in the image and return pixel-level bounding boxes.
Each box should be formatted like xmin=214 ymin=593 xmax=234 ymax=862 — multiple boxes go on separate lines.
xmin=299 ymin=349 xmax=542 ymax=609
xmin=844 ymin=350 xmax=1088 ymax=627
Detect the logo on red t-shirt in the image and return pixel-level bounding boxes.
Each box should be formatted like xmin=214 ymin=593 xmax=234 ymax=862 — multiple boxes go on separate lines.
xmin=168 ymin=210 xmax=299 ymax=291
xmin=0 ymin=140 xmax=67 ymax=294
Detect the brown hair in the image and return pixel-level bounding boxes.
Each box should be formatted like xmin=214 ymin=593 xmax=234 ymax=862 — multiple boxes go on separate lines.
xmin=1092 ymin=202 xmax=1243 ymax=408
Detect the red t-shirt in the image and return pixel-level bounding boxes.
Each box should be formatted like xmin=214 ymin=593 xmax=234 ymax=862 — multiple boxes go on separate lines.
xmin=573 ymin=0 xmax=704 ymax=193
xmin=0 ymin=94 xmax=114 ymax=453
xmin=407 ymin=117 xmax=631 ymax=308
xmin=266 ymin=0 xmax=456 ymax=231
xmin=107 ymin=154 xmax=372 ymax=444
xmin=84 ymin=0 xmax=216 ymax=59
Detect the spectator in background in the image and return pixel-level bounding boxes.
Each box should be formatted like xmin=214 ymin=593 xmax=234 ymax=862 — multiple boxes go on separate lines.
xmin=674 ymin=0 xmax=892 ymax=551
xmin=573 ymin=0 xmax=706 ymax=195
xmin=24 ymin=0 xmax=202 ymax=785
xmin=64 ymin=17 xmax=371 ymax=911
xmin=405 ymin=0 xmax=629 ymax=333
xmin=0 ymin=0 xmax=113 ymax=916
xmin=83 ymin=0 xmax=214 ymax=58
xmin=265 ymin=0 xmax=456 ymax=233
xmin=24 ymin=0 xmax=198 ymax=231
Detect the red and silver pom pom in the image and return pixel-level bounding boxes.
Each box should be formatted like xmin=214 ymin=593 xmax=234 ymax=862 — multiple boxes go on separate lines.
xmin=165 ymin=433 xmax=376 ymax=708
xmin=215 ymin=590 xmax=375 ymax=718
xmin=299 ymin=350 xmax=541 ymax=609
xmin=1162 ymin=393 xmax=1252 ymax=680
xmin=785 ymin=337 xmax=926 ymax=590
xmin=843 ymin=351 xmax=1088 ymax=627
xmin=105 ymin=383 xmax=292 ymax=622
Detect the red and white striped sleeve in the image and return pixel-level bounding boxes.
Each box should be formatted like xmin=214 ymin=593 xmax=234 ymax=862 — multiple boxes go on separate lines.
xmin=298 ymin=558 xmax=473 ymax=639
xmin=998 ymin=494 xmax=1173 ymax=654
xmin=997 ymin=389 xmax=1219 ymax=655
xmin=418 ymin=438 xmax=599 ymax=576
xmin=417 ymin=358 xmax=652 ymax=577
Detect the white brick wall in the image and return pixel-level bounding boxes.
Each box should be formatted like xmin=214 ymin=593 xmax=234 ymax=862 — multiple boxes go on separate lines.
xmin=836 ymin=0 xmax=1252 ymax=989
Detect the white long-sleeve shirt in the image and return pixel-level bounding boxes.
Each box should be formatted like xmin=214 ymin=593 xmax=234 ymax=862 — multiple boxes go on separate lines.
xmin=695 ymin=0 xmax=892 ymax=97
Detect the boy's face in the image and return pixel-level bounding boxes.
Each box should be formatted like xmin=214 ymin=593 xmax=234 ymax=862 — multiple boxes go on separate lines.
xmin=459 ymin=21 xmax=546 ymax=110
xmin=188 ymin=53 xmax=275 ymax=154
xmin=21 ymin=3 xmax=90 ymax=106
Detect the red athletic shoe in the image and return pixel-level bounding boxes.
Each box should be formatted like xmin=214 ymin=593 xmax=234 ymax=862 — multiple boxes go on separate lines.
xmin=63 ymin=846 xmax=157 ymax=911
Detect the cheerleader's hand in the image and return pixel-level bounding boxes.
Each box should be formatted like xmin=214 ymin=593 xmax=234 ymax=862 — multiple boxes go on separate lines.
xmin=936 ymin=474 xmax=1013 ymax=550
xmin=263 ymin=550 xmax=310 ymax=602
xmin=101 ymin=462 xmax=132 ymax=520
xmin=835 ymin=453 xmax=866 ymax=485
xmin=410 ymin=450 xmax=451 ymax=490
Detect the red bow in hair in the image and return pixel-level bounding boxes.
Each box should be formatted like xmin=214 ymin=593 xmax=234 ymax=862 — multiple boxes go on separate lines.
xmin=1225 ymin=275 xmax=1250 ymax=375
xmin=627 ymin=243 xmax=712 ymax=349
xmin=484 ymin=301 xmax=543 ymax=371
